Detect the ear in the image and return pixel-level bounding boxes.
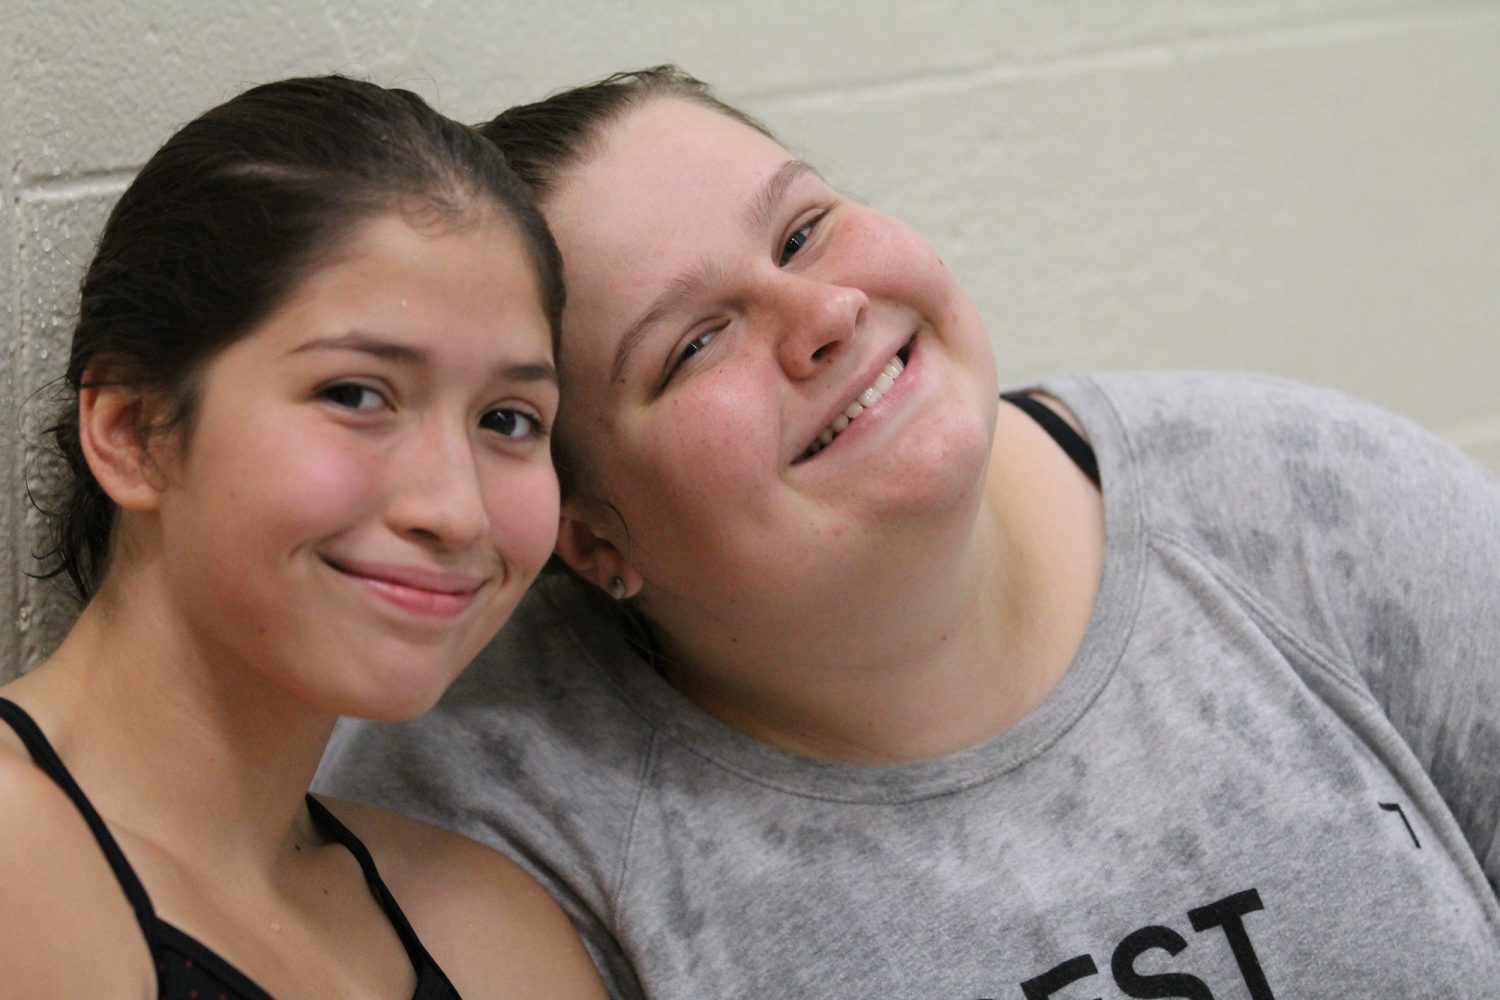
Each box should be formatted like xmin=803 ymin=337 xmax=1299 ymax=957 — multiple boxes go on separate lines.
xmin=77 ymin=382 xmax=170 ymax=513
xmin=554 ymin=502 xmax=644 ymax=599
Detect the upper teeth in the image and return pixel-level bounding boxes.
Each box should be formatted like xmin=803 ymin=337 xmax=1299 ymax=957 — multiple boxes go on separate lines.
xmin=805 ymin=354 xmax=905 ymax=457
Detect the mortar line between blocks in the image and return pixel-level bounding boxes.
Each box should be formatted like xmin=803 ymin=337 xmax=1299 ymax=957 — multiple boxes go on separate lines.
xmin=18 ymin=168 xmax=137 ymax=203
xmin=741 ymin=5 xmax=1500 ymax=112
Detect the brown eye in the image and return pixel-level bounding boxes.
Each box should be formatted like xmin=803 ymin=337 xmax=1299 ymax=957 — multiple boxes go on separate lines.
xmin=320 ymin=383 xmax=384 ymax=411
xmin=481 ymin=408 xmax=545 ymax=439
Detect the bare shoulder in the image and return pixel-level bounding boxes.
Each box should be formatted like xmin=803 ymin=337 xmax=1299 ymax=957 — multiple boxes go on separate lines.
xmin=317 ymin=796 xmax=607 ymax=1000
xmin=0 ymin=746 xmax=155 ymax=997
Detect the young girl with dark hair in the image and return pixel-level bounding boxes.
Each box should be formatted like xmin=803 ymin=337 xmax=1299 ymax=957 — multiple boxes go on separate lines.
xmin=0 ymin=75 xmax=604 ymax=999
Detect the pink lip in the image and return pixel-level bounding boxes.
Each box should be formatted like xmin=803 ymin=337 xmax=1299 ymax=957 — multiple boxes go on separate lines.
xmin=323 ymin=557 xmax=486 ymax=618
xmin=793 ymin=334 xmax=917 ymax=465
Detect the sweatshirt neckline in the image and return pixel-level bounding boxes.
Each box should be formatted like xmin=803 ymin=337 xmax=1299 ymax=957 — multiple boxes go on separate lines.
xmin=565 ymin=375 xmax=1147 ymax=804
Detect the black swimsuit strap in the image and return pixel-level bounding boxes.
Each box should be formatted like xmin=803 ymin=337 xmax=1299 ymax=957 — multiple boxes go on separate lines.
xmin=305 ymin=794 xmax=439 ymax=975
xmin=0 ymin=699 xmax=452 ymax=997
xmin=1002 ymin=391 xmax=1101 ymax=488
xmin=0 ymin=697 xmax=159 ymax=941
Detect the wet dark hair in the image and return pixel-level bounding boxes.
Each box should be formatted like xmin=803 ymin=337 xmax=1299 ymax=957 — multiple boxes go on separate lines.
xmin=38 ymin=74 xmax=564 ymax=601
xmin=477 ymin=65 xmax=771 ymax=501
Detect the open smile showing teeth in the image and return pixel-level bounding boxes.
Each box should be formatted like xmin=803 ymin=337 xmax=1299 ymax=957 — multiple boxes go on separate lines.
xmin=799 ymin=349 xmax=908 ymax=461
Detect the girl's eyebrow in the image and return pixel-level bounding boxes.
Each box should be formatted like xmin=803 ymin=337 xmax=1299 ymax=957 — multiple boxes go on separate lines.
xmin=291 ymin=332 xmax=557 ymax=384
xmin=291 ymin=332 xmax=425 ymax=364
xmin=502 ymin=361 xmax=560 ymax=385
xmin=745 ymin=159 xmax=820 ymax=232
xmin=610 ymin=161 xmax=821 ymax=386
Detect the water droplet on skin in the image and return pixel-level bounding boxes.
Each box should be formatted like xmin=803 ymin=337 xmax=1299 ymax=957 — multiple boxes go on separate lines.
xmin=39 ymin=349 xmax=49 ymax=360
xmin=41 ymin=238 xmax=53 ymax=252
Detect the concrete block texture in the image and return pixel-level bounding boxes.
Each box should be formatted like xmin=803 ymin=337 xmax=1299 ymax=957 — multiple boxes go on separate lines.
xmin=2 ymin=6 xmax=20 ymax=680
xmin=10 ymin=187 xmax=123 ymax=672
xmin=3 ymin=1 xmax=1498 ymax=677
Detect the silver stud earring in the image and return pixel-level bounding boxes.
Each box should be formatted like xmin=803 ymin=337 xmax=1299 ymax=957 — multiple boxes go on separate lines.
xmin=607 ymin=576 xmax=627 ymax=600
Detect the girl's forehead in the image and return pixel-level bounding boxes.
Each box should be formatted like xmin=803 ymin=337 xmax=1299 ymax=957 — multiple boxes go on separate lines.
xmin=560 ymin=99 xmax=791 ymax=208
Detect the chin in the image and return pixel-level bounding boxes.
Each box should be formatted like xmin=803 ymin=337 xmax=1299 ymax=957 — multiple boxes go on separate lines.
xmin=349 ymin=689 xmax=447 ymax=724
xmin=307 ymin=655 xmax=462 ymax=724
xmin=881 ymin=399 xmax=995 ymax=520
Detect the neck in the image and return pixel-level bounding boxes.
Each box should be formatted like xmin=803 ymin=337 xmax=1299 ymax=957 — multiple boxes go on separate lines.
xmin=654 ymin=402 xmax=1105 ymax=764
xmin=6 ymin=564 xmax=336 ymax=878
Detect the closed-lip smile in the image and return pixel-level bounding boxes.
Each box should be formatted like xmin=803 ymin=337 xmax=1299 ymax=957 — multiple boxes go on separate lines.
xmin=322 ymin=556 xmax=487 ymax=618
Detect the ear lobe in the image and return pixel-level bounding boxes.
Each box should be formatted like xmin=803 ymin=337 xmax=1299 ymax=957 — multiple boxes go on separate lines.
xmin=77 ymin=382 xmax=169 ymax=513
xmin=554 ymin=505 xmax=643 ymax=598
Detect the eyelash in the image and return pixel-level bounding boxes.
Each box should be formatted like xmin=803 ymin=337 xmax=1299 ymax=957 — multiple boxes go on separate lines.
xmin=659 ymin=210 xmax=827 ymax=390
xmin=779 ymin=212 xmax=825 ymax=266
xmin=480 ymin=407 xmax=549 ymax=440
xmin=662 ymin=324 xmax=726 ymax=387
xmin=319 ymin=381 xmax=386 ymax=412
xmin=320 ymin=382 xmax=548 ymax=440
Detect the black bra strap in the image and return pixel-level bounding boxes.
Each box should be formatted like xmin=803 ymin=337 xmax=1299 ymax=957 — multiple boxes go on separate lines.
xmin=0 ymin=697 xmax=158 ymax=940
xmin=1002 ymin=391 xmax=1101 ymax=488
xmin=305 ymin=794 xmax=437 ymax=973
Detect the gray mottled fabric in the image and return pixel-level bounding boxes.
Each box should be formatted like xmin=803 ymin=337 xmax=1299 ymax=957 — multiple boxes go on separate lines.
xmin=316 ymin=373 xmax=1500 ymax=999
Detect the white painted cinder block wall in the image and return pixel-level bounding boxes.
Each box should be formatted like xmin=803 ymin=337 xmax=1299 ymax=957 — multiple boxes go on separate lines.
xmin=4 ymin=1 xmax=1498 ymax=678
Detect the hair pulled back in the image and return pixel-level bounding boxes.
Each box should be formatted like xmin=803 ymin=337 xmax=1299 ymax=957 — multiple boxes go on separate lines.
xmin=478 ymin=64 xmax=774 ymax=204
xmin=40 ymin=74 xmax=563 ymax=601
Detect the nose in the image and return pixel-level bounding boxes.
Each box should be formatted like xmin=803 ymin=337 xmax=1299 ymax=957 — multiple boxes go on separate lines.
xmin=770 ymin=274 xmax=867 ymax=380
xmin=386 ymin=422 xmax=489 ymax=551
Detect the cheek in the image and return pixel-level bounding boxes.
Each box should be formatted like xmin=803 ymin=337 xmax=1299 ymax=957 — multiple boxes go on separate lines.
xmin=639 ymin=370 xmax=775 ymax=502
xmin=677 ymin=369 xmax=761 ymax=451
xmin=189 ymin=423 xmax=383 ymax=553
xmin=266 ymin=435 xmax=381 ymax=532
xmin=837 ymin=210 xmax=956 ymax=309
xmin=483 ymin=464 xmax=561 ymax=574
